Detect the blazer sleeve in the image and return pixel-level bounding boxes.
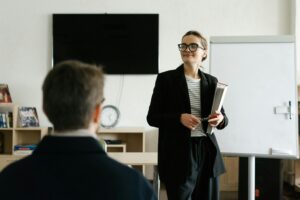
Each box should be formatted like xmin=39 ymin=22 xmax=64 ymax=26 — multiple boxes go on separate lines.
xmin=147 ymin=74 xmax=181 ymax=128
xmin=216 ymin=106 xmax=228 ymax=130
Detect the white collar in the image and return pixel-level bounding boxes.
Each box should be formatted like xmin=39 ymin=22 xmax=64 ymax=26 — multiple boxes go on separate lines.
xmin=52 ymin=129 xmax=98 ymax=140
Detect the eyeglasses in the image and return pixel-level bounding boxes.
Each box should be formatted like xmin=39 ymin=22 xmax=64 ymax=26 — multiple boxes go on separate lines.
xmin=178 ymin=43 xmax=204 ymax=52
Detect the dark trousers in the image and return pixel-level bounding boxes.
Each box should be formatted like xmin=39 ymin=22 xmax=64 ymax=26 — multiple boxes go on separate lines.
xmin=165 ymin=137 xmax=219 ymax=200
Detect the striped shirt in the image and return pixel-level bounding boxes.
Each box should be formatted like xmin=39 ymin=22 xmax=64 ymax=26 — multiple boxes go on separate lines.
xmin=185 ymin=75 xmax=206 ymax=137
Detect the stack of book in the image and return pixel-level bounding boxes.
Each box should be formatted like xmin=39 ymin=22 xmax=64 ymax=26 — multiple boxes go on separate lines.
xmin=13 ymin=144 xmax=37 ymax=155
xmin=0 ymin=112 xmax=13 ymax=128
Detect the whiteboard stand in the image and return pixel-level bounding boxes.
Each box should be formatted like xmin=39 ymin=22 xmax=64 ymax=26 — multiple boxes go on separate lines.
xmin=248 ymin=156 xmax=255 ymax=200
xmin=210 ymin=35 xmax=298 ymax=199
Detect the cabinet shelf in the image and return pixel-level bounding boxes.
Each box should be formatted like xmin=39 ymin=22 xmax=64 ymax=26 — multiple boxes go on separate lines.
xmin=97 ymin=127 xmax=145 ymax=173
xmin=0 ymin=103 xmax=47 ymax=171
xmin=106 ymin=144 xmax=127 ymax=152
xmin=0 ymin=128 xmax=13 ymax=131
xmin=14 ymin=128 xmax=46 ymax=131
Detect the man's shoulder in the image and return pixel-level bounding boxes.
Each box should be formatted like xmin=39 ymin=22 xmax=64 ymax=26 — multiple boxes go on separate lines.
xmin=104 ymin=156 xmax=144 ymax=178
xmin=0 ymin=154 xmax=157 ymax=199
xmin=0 ymin=155 xmax=33 ymax=182
xmin=96 ymin=157 xmax=157 ymax=199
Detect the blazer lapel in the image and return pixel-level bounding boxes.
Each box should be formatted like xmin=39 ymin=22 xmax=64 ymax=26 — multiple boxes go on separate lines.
xmin=175 ymin=65 xmax=191 ymax=113
xmin=199 ymin=69 xmax=210 ymax=118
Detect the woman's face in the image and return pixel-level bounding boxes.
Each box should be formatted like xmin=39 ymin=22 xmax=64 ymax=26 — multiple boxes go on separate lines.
xmin=180 ymin=35 xmax=207 ymax=66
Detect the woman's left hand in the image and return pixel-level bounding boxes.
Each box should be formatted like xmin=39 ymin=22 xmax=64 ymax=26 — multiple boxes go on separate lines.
xmin=208 ymin=111 xmax=224 ymax=127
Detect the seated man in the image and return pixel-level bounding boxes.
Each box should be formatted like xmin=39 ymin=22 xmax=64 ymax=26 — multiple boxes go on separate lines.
xmin=0 ymin=60 xmax=156 ymax=200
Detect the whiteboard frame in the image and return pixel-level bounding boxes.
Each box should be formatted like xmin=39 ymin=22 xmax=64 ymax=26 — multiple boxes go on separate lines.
xmin=210 ymin=35 xmax=295 ymax=44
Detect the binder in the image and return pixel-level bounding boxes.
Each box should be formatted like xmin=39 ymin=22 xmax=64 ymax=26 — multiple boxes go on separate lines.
xmin=207 ymin=82 xmax=228 ymax=134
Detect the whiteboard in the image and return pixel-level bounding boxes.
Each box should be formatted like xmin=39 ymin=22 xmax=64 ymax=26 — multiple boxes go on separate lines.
xmin=210 ymin=36 xmax=299 ymax=159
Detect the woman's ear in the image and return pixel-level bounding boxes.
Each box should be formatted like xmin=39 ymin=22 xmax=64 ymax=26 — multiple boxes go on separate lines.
xmin=203 ymin=50 xmax=208 ymax=58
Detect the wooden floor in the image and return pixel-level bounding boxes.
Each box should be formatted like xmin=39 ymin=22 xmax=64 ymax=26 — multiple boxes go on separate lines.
xmin=159 ymin=190 xmax=238 ymax=200
xmin=220 ymin=191 xmax=238 ymax=200
xmin=160 ymin=191 xmax=300 ymax=200
xmin=158 ymin=183 xmax=300 ymax=200
xmin=158 ymin=185 xmax=239 ymax=200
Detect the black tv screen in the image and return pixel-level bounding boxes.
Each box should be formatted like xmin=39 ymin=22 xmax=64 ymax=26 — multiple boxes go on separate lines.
xmin=53 ymin=14 xmax=159 ymax=74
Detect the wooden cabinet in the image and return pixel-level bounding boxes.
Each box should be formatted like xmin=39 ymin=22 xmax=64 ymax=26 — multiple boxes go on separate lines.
xmin=97 ymin=127 xmax=145 ymax=173
xmin=220 ymin=156 xmax=239 ymax=191
xmin=283 ymin=154 xmax=300 ymax=189
xmin=0 ymin=103 xmax=47 ymax=171
xmin=294 ymin=160 xmax=300 ymax=189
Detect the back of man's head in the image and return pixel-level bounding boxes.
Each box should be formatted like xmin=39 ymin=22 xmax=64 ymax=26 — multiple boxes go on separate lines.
xmin=42 ymin=60 xmax=104 ymax=131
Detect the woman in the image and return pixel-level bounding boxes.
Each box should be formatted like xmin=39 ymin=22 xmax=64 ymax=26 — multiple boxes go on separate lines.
xmin=147 ymin=30 xmax=228 ymax=200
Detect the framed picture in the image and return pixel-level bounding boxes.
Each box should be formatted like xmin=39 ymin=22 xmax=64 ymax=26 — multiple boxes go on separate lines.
xmin=0 ymin=84 xmax=12 ymax=103
xmin=18 ymin=107 xmax=39 ymax=127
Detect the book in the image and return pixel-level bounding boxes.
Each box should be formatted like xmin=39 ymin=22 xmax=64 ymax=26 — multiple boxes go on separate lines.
xmin=0 ymin=113 xmax=8 ymax=128
xmin=0 ymin=114 xmax=3 ymax=128
xmin=14 ymin=144 xmax=37 ymax=151
xmin=104 ymin=139 xmax=123 ymax=144
xmin=18 ymin=107 xmax=39 ymax=127
xmin=207 ymin=82 xmax=228 ymax=134
xmin=0 ymin=84 xmax=12 ymax=103
xmin=13 ymin=144 xmax=37 ymax=155
xmin=1 ymin=113 xmax=7 ymax=128
xmin=13 ymin=150 xmax=33 ymax=155
xmin=7 ymin=112 xmax=13 ymax=128
xmin=0 ymin=112 xmax=13 ymax=128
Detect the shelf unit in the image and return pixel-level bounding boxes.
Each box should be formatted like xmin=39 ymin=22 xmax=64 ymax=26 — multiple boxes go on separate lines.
xmin=0 ymin=103 xmax=47 ymax=171
xmin=97 ymin=127 xmax=145 ymax=173
xmin=107 ymin=144 xmax=126 ymax=152
xmin=282 ymin=99 xmax=300 ymax=190
xmin=220 ymin=156 xmax=239 ymax=191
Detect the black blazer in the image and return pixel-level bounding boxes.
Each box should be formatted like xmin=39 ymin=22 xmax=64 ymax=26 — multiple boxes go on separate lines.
xmin=0 ymin=136 xmax=156 ymax=200
xmin=147 ymin=65 xmax=228 ymax=183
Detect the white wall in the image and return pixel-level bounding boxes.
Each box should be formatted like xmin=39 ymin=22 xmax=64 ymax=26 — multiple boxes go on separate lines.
xmin=296 ymin=0 xmax=300 ymax=86
xmin=0 ymin=0 xmax=292 ymax=151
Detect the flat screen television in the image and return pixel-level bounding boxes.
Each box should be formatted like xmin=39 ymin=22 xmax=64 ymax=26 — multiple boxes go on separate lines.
xmin=52 ymin=14 xmax=159 ymax=74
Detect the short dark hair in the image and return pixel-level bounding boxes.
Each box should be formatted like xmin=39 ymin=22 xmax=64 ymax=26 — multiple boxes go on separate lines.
xmin=42 ymin=60 xmax=104 ymax=131
xmin=182 ymin=30 xmax=208 ymax=61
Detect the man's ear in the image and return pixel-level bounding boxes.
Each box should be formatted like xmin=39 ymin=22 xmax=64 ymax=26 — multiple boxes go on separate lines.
xmin=93 ymin=104 xmax=102 ymax=123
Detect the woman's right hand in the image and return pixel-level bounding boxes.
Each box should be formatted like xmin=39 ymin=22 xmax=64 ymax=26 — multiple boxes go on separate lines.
xmin=180 ymin=113 xmax=201 ymax=130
